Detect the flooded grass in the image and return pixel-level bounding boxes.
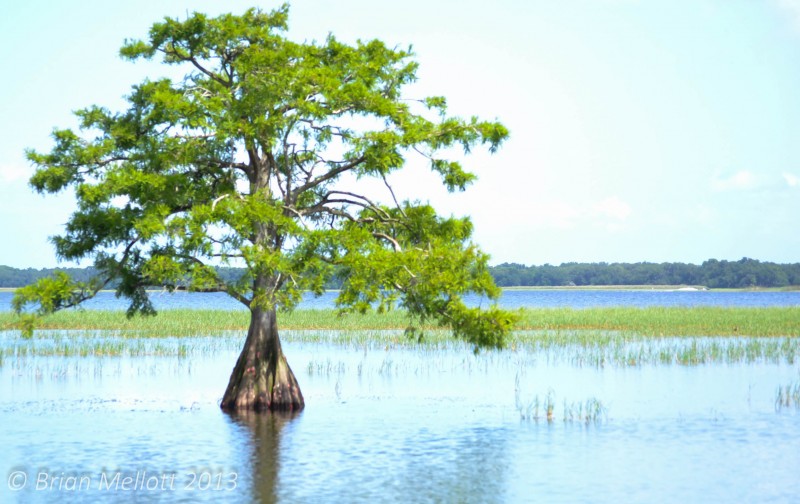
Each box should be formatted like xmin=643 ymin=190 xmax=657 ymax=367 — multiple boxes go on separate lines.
xmin=775 ymin=376 xmax=800 ymax=411
xmin=1 ymin=332 xmax=242 ymax=358
xmin=513 ymin=331 xmax=800 ymax=367
xmin=1 ymin=306 xmax=798 ymax=337
xmin=517 ymin=306 xmax=800 ymax=337
xmin=2 ymin=326 xmax=799 ymax=368
xmin=514 ymin=378 xmax=607 ymax=424
xmin=0 ymin=310 xmax=251 ymax=337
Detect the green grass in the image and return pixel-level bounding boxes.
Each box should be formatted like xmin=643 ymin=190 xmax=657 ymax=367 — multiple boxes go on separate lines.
xmin=1 ymin=309 xmax=798 ymax=366
xmin=517 ymin=306 xmax=800 ymax=337
xmin=1 ymin=306 xmax=798 ymax=337
xmin=0 ymin=309 xmax=419 ymax=337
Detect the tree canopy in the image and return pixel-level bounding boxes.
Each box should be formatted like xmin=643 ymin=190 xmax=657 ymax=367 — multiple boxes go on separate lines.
xmin=14 ymin=4 xmax=516 ymax=349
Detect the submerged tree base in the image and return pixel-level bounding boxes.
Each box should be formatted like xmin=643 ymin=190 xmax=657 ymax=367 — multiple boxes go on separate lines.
xmin=220 ymin=308 xmax=304 ymax=412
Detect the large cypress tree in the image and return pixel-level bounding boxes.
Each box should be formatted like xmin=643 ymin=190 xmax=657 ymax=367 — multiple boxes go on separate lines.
xmin=14 ymin=5 xmax=517 ymax=411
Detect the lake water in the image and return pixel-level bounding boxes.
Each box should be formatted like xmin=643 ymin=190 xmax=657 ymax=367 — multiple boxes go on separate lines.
xmin=1 ymin=331 xmax=799 ymax=503
xmin=2 ymin=288 xmax=799 ymax=312
xmin=1 ymin=290 xmax=799 ymax=502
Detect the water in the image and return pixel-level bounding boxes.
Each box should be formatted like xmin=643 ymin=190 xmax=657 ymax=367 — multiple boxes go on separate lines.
xmin=1 ymin=332 xmax=799 ymax=503
xmin=2 ymin=287 xmax=799 ymax=502
xmin=2 ymin=288 xmax=799 ymax=312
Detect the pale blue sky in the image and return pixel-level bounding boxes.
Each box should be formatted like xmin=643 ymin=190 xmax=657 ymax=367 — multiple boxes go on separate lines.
xmin=2 ymin=0 xmax=800 ymax=268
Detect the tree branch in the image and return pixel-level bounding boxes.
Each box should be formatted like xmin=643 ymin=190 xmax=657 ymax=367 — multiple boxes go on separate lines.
xmin=373 ymin=232 xmax=402 ymax=252
xmin=290 ymin=156 xmax=366 ymax=198
xmin=161 ymin=44 xmax=231 ymax=88
xmin=326 ymin=191 xmax=393 ymax=220
xmin=381 ymin=173 xmax=407 ymax=219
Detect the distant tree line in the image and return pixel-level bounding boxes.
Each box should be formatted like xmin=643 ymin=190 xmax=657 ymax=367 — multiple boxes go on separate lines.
xmin=2 ymin=258 xmax=799 ymax=289
xmin=491 ymin=258 xmax=800 ymax=288
xmin=0 ymin=266 xmax=100 ymax=289
xmin=0 ymin=266 xmax=254 ymax=290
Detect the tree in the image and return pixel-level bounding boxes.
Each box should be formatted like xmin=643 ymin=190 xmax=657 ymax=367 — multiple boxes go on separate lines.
xmin=13 ymin=5 xmax=517 ymax=412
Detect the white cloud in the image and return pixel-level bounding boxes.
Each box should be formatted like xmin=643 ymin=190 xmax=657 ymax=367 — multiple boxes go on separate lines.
xmin=712 ymin=170 xmax=756 ymax=192
xmin=0 ymin=163 xmax=29 ymax=183
xmin=783 ymin=172 xmax=800 ymax=187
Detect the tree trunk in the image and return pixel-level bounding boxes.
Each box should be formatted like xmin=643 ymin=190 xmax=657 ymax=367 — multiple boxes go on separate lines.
xmin=220 ymin=308 xmax=304 ymax=412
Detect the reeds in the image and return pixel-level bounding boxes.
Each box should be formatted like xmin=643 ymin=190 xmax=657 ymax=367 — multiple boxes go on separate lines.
xmin=3 ymin=332 xmax=241 ymax=358
xmin=0 ymin=310 xmax=249 ymax=337
xmin=1 ymin=306 xmax=796 ymax=337
xmin=1 ymin=305 xmax=797 ymax=370
xmin=0 ymin=309 xmax=418 ymax=337
xmin=775 ymin=377 xmax=800 ymax=411
xmin=3 ymin=327 xmax=798 ymax=366
xmin=516 ymin=306 xmax=800 ymax=337
xmin=513 ymin=331 xmax=800 ymax=367
xmin=514 ymin=377 xmax=606 ymax=424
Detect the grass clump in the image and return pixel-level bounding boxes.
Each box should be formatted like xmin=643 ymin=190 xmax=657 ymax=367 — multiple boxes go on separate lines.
xmin=514 ymin=378 xmax=606 ymax=424
xmin=775 ymin=378 xmax=800 ymax=411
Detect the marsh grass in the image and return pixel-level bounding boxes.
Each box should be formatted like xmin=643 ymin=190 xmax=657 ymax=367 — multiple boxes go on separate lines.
xmin=0 ymin=306 xmax=797 ymax=366
xmin=306 ymin=357 xmax=347 ymax=376
xmin=3 ymin=332 xmax=241 ymax=358
xmin=1 ymin=306 xmax=797 ymax=337
xmin=3 ymin=328 xmax=798 ymax=367
xmin=512 ymin=331 xmax=800 ymax=367
xmin=515 ymin=377 xmax=605 ymax=424
xmin=517 ymin=306 xmax=800 ymax=337
xmin=563 ymin=397 xmax=607 ymax=424
xmin=0 ymin=309 xmax=419 ymax=337
xmin=775 ymin=377 xmax=800 ymax=411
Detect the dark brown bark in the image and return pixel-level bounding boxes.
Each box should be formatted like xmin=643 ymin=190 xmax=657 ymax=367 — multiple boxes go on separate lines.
xmin=220 ymin=308 xmax=304 ymax=412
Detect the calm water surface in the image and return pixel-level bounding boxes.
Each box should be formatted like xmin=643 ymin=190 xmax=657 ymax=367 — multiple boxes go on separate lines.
xmin=1 ymin=331 xmax=799 ymax=503
xmin=1 ymin=288 xmax=800 ymax=312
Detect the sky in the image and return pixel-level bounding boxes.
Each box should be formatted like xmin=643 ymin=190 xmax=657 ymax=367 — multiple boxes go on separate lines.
xmin=2 ymin=0 xmax=800 ymax=268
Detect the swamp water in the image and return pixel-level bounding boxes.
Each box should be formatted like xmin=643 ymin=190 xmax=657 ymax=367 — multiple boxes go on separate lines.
xmin=1 ymin=331 xmax=799 ymax=503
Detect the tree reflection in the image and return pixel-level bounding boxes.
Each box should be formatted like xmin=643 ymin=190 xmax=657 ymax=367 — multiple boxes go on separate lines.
xmin=225 ymin=410 xmax=299 ymax=503
xmin=225 ymin=409 xmax=512 ymax=502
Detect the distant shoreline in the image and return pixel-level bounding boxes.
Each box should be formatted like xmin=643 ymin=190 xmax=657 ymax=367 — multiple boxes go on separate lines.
xmin=502 ymin=285 xmax=800 ymax=292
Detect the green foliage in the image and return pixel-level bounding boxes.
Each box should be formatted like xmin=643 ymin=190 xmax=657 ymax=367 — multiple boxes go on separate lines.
xmin=11 ymin=272 xmax=108 ymax=336
xmin=12 ymin=272 xmax=99 ymax=314
xmin=15 ymin=5 xmax=514 ymax=349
